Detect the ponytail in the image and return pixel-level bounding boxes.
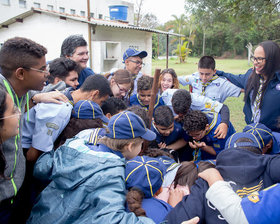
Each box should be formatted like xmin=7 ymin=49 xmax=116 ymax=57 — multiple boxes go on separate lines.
xmin=126 ymin=187 xmax=147 ymax=217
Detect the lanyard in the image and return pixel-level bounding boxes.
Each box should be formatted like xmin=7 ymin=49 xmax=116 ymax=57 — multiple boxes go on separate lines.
xmin=3 ymin=79 xmax=29 ymax=201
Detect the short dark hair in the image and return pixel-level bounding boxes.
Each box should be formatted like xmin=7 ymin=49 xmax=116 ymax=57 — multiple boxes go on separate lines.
xmin=198 ymin=56 xmax=216 ymax=70
xmin=48 ymin=58 xmax=80 ymax=84
xmin=101 ymin=97 xmax=127 ymax=116
xmin=60 ymin=35 xmax=87 ymax=57
xmin=127 ymin=105 xmax=149 ymax=127
xmin=183 ymin=110 xmax=208 ymax=132
xmin=171 ymin=89 xmax=192 ymax=115
xmin=80 ymin=75 xmax=112 ymax=97
xmin=137 ymin=75 xmax=153 ymax=91
xmin=154 ymin=105 xmax=174 ymax=127
xmin=0 ymin=37 xmax=47 ymax=78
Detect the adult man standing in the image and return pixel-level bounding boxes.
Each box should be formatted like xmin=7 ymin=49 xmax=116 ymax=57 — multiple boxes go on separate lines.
xmin=123 ymin=48 xmax=147 ymax=95
xmin=60 ymin=35 xmax=94 ymax=88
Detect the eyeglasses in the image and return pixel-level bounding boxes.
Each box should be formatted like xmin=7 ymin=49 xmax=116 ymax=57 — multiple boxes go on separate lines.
xmin=116 ymin=82 xmax=130 ymax=94
xmin=128 ymin=59 xmax=145 ymax=67
xmin=23 ymin=65 xmax=50 ymax=77
xmin=0 ymin=106 xmax=21 ymax=120
xmin=250 ymin=56 xmax=266 ymax=63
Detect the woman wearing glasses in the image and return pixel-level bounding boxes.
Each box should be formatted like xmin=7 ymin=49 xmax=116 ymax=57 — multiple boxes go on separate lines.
xmin=217 ymin=40 xmax=280 ymax=132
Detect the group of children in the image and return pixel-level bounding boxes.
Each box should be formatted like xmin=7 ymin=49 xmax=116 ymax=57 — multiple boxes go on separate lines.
xmin=0 ymin=35 xmax=280 ymax=224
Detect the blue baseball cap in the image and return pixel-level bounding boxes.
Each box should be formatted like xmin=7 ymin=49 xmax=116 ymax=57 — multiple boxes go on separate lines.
xmin=243 ymin=123 xmax=280 ymax=154
xmin=225 ymin=132 xmax=262 ymax=151
xmin=106 ymin=111 xmax=156 ymax=141
xmin=125 ymin=156 xmax=166 ymax=198
xmin=123 ymin=48 xmax=147 ymax=62
xmin=72 ymin=100 xmax=109 ymax=123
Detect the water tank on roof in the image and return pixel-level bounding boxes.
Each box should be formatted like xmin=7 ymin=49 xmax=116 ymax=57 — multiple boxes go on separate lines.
xmin=109 ymin=5 xmax=128 ymax=21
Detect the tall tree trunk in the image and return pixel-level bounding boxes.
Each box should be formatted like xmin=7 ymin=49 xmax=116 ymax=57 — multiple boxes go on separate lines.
xmin=136 ymin=0 xmax=144 ymax=26
xmin=202 ymin=28 xmax=206 ymax=56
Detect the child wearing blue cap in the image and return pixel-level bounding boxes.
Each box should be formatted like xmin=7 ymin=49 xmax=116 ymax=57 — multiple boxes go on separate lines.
xmin=125 ymin=156 xmax=173 ymax=224
xmin=243 ymin=123 xmax=280 ymax=154
xmin=27 ymin=111 xmax=156 ymax=224
xmin=164 ymin=132 xmax=280 ymax=224
xmin=130 ymin=75 xmax=165 ymax=114
xmin=75 ymin=97 xmax=127 ymax=145
xmin=54 ymin=100 xmax=108 ymax=149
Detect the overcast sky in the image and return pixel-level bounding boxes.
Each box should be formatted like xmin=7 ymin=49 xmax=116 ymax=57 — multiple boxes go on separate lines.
xmin=131 ymin=0 xmax=186 ymax=24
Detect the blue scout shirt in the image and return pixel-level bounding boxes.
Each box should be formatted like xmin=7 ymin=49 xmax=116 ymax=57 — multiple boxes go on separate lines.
xmin=77 ymin=67 xmax=94 ymax=89
xmin=241 ymin=183 xmax=280 ymax=224
xmin=141 ymin=197 xmax=172 ymax=224
xmin=161 ymin=89 xmax=223 ymax=115
xmin=22 ymin=102 xmax=73 ymax=152
xmin=179 ymin=72 xmax=241 ymax=103
xmin=197 ymin=112 xmax=235 ymax=160
xmin=151 ymin=121 xmax=189 ymax=146
xmin=129 ymin=93 xmax=165 ymax=112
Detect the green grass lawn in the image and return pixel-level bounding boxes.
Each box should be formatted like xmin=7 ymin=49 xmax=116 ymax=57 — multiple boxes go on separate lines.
xmin=152 ymin=57 xmax=252 ymax=132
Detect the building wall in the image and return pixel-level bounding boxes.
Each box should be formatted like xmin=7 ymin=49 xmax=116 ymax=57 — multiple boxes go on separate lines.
xmin=92 ymin=26 xmax=152 ymax=74
xmin=0 ymin=13 xmax=88 ymax=61
xmin=0 ymin=12 xmax=153 ymax=74
xmin=0 ymin=0 xmax=134 ymax=24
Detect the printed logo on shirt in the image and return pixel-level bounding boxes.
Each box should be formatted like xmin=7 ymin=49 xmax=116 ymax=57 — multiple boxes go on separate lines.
xmin=276 ymin=83 xmax=280 ymax=91
xmin=213 ymin=143 xmax=220 ymax=148
xmin=205 ymin=103 xmax=211 ymax=109
xmin=46 ymin=122 xmax=59 ymax=136
xmin=247 ymin=191 xmax=260 ymax=203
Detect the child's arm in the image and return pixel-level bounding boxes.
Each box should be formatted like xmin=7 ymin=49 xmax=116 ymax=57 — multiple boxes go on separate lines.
xmin=166 ymin=138 xmax=187 ymax=151
xmin=178 ymin=74 xmax=196 ymax=86
xmin=214 ymin=104 xmax=229 ymax=139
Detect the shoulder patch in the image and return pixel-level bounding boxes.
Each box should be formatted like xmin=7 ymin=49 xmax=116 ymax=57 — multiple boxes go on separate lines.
xmin=46 ymin=122 xmax=59 ymax=130
xmin=248 ymin=191 xmax=260 ymax=203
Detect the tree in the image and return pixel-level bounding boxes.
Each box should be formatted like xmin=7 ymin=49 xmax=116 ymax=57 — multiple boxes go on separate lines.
xmin=135 ymin=0 xmax=144 ymax=26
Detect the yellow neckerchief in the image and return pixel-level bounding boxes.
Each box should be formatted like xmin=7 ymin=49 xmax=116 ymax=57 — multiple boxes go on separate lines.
xmin=3 ymin=79 xmax=29 ymax=202
xmin=136 ymin=94 xmax=160 ymax=111
xmin=201 ymin=74 xmax=219 ymax=95
xmin=204 ymin=112 xmax=218 ymax=136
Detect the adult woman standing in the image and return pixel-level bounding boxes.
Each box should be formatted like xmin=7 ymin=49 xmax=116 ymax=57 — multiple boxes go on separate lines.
xmin=217 ymin=41 xmax=280 ymax=132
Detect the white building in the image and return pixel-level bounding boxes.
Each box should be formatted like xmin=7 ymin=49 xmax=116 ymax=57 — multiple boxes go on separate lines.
xmin=0 ymin=8 xmax=179 ymax=74
xmin=0 ymin=0 xmax=135 ymax=24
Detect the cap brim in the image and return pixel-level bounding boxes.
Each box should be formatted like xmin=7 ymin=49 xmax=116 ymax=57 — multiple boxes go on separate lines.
xmin=134 ymin=51 xmax=147 ymax=59
xmin=141 ymin=129 xmax=156 ymax=141
xmin=101 ymin=115 xmax=109 ymax=124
